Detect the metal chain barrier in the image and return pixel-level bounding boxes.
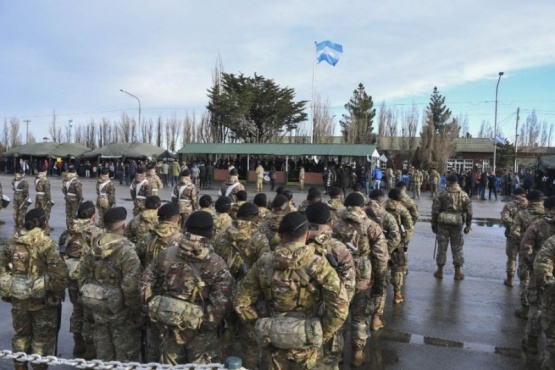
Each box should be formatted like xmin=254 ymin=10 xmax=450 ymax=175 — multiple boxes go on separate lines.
xmin=0 ymin=350 xmax=229 ymax=370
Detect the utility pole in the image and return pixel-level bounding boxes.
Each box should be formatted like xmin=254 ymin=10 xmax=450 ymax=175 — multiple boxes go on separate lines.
xmin=514 ymin=107 xmax=520 ymax=173
xmin=23 ymin=120 xmax=31 ymax=143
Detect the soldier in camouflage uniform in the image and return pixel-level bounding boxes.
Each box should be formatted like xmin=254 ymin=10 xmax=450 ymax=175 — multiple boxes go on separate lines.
xmin=234 ymin=212 xmax=349 ymax=370
xmin=298 ymin=189 xmax=322 ymax=213
xmin=199 ymin=194 xmax=215 ymax=216
xmin=394 ymin=169 xmax=402 ymax=187
xmin=124 ymin=195 xmax=161 ymax=245
xmin=96 ymin=168 xmax=116 ymax=228
xmin=332 ymin=192 xmax=389 ymax=367
xmin=62 ymin=167 xmax=83 ymax=227
xmin=0 ymin=208 xmax=67 ymax=370
xmin=229 ymin=190 xmax=248 ymax=220
xmin=431 ymin=174 xmax=473 ymax=280
xmin=146 ymin=164 xmax=163 ymax=196
xmin=214 ymin=196 xmax=233 ymax=237
xmin=130 ymin=167 xmax=153 ymax=216
xmin=412 ymin=169 xmax=423 ymax=199
xmin=327 ymin=187 xmax=345 ymax=222
xmin=384 ymin=167 xmax=394 ymax=190
xmin=12 ymin=169 xmax=30 ymax=232
xmin=171 ymin=169 xmax=198 ymax=228
xmin=58 ymin=201 xmax=103 ymax=359
xmin=366 ymin=190 xmax=401 ymax=331
xmin=34 ymin=168 xmax=52 ymax=222
xmin=519 ymin=197 xmax=555 ymax=354
xmin=259 ymin=194 xmax=291 ymax=251
xmin=396 ymin=181 xmax=419 ymax=274
xmin=429 ymin=167 xmax=441 ymax=198
xmin=79 ymin=207 xmax=143 ymax=362
xmin=305 ymin=202 xmax=356 ymax=370
xmin=501 ymin=188 xmax=528 ymax=287
xmin=511 ymin=190 xmax=546 ymax=320
xmin=219 ymin=168 xmax=245 ymax=203
xmin=141 ymin=211 xmax=234 ymax=364
xmin=253 ymin=193 xmax=271 ymax=222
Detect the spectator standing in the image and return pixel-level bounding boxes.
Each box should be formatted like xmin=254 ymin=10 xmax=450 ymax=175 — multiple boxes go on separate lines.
xmin=205 ymin=162 xmax=214 ymax=189
xmin=372 ymin=165 xmax=383 ymax=190
xmin=488 ymin=172 xmax=498 ymax=200
xmin=199 ymin=163 xmax=206 ymax=189
xmin=191 ymin=163 xmax=200 ymax=186
xmin=171 ymin=160 xmax=180 ymax=187
xmin=162 ymin=161 xmax=169 ymax=188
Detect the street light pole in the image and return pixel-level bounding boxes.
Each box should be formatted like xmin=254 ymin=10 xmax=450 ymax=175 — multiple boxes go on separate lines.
xmin=493 ymin=71 xmax=504 ymax=173
xmin=23 ymin=120 xmax=31 ymax=143
xmin=120 ymin=89 xmax=142 ymax=138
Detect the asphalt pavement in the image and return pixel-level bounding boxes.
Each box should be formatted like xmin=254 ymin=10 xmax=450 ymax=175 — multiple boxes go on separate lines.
xmin=0 ymin=175 xmax=540 ymax=369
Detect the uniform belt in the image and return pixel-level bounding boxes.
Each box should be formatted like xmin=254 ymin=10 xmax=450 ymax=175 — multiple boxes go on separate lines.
xmin=36 ymin=192 xmax=45 ymax=195
xmin=67 ymin=193 xmax=77 ymax=197
xmin=15 ymin=189 xmax=23 ymax=192
xmin=179 ymin=199 xmax=191 ymax=202
xmin=136 ymin=195 xmax=146 ymax=200
xmin=99 ymin=193 xmax=107 ymax=196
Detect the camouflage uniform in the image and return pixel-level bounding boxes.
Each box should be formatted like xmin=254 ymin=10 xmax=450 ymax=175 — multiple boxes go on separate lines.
xmin=431 ymin=183 xmax=472 ymax=268
xmin=130 ymin=173 xmax=153 ymax=216
xmin=412 ymin=170 xmax=423 ymax=199
xmin=147 ymin=168 xmax=163 ymax=196
xmin=298 ymin=167 xmax=305 ymax=191
xmin=399 ymin=190 xmax=419 ymax=224
xmin=258 ymin=212 xmax=288 ymax=251
xmin=501 ymin=194 xmax=528 ymax=277
xmin=332 ymin=206 xmax=389 ymax=355
xmin=96 ymin=174 xmax=116 ymax=228
xmin=394 ymin=169 xmax=402 ymax=187
xmin=79 ymin=232 xmax=142 ymax=362
xmin=172 ymin=175 xmax=198 ymax=227
xmin=429 ymin=169 xmax=440 ymax=198
xmin=124 ymin=209 xmax=159 ymax=245
xmin=34 ymin=172 xmax=52 ymax=222
xmin=233 ymin=241 xmax=349 ymax=370
xmin=384 ymin=168 xmax=394 ymax=190
xmin=218 ymin=175 xmax=245 ymax=203
xmin=200 ymin=206 xmax=216 ymax=216
xmin=213 ymin=212 xmax=233 ymax=237
xmin=327 ymin=199 xmax=345 ymax=222
xmin=230 ymin=200 xmax=246 ymax=221
xmin=12 ymin=173 xmax=30 ymax=231
xmin=0 ymin=228 xmax=67 ymax=370
xmin=258 ymin=207 xmax=271 ymax=222
xmin=62 ymin=173 xmax=83 ymax=227
xmin=141 ymin=232 xmax=234 ymax=364
xmin=256 ymin=165 xmax=265 ymax=192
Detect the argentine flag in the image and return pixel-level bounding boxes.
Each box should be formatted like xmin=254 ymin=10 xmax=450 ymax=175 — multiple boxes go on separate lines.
xmin=316 ymin=41 xmax=343 ymax=66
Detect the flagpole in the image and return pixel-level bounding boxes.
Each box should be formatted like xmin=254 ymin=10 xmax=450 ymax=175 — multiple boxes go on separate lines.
xmin=311 ymin=41 xmax=317 ymax=144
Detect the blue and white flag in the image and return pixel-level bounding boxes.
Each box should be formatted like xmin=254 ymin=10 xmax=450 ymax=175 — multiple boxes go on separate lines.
xmin=316 ymin=41 xmax=343 ymax=66
xmin=495 ymin=135 xmax=506 ymax=145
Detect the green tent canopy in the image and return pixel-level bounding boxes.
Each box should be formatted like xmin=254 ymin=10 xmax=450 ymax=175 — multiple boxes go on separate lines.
xmin=80 ymin=142 xmax=165 ymax=160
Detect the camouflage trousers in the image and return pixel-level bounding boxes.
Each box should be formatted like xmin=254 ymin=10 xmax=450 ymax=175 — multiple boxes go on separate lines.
xmin=391 ymin=248 xmax=407 ymax=289
xmin=160 ymin=328 xmax=221 ymax=365
xmin=435 ymin=225 xmax=465 ymax=266
xmin=12 ymin=305 xmax=58 ymax=356
xmin=65 ymin=199 xmax=80 ymax=226
xmin=133 ymin=200 xmax=146 ymax=217
xmin=68 ymin=280 xmax=94 ymax=339
xmin=13 ymin=197 xmax=29 ymax=230
xmin=412 ymin=183 xmax=422 ymax=199
xmin=348 ymin=288 xmax=374 ymax=348
xmin=298 ymin=179 xmax=304 ymax=191
xmin=505 ymin=237 xmax=521 ymax=275
xmin=35 ymin=197 xmax=51 ymax=222
xmin=266 ymin=346 xmax=323 ymax=370
xmin=542 ymin=315 xmax=555 ymax=369
xmin=321 ymin=331 xmax=343 ymax=370
xmin=373 ymin=273 xmax=391 ymax=316
xmin=147 ymin=321 xmax=162 ymax=362
xmin=94 ymin=321 xmax=141 ymax=362
xmin=97 ymin=206 xmax=109 ymax=228
xmin=257 ymin=179 xmax=263 ymax=192
xmin=179 ymin=211 xmax=193 ymax=231
xmin=430 ymin=184 xmax=438 ymax=198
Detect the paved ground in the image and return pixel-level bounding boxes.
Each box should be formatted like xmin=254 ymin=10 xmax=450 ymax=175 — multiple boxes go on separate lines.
xmin=0 ymin=175 xmax=542 ymax=369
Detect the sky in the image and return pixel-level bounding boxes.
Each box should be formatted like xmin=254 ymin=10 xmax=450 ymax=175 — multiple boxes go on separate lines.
xmin=1 ymin=0 xmax=555 ymax=144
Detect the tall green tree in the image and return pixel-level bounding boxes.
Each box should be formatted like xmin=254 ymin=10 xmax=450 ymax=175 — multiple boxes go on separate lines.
xmin=340 ymin=83 xmax=376 ymax=144
xmin=206 ymin=73 xmax=307 ymax=143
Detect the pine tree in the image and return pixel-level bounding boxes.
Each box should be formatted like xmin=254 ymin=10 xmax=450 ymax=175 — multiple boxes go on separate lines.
xmin=340 ymin=83 xmax=376 ymax=144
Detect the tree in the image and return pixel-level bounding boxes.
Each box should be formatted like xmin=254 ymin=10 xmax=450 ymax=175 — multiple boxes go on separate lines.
xmin=207 ymin=72 xmax=307 ymax=143
xmin=478 ymin=120 xmax=493 ymax=138
xmin=311 ymin=94 xmax=335 ymax=143
xmin=9 ymin=117 xmax=22 ymax=148
xmin=49 ymin=111 xmax=62 ymax=142
xmin=339 ymin=83 xmax=376 ymax=144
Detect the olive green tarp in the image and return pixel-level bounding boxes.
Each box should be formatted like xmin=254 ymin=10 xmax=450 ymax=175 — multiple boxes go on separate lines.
xmin=2 ymin=142 xmax=91 ymax=158
xmin=80 ymin=142 xmax=165 ymax=160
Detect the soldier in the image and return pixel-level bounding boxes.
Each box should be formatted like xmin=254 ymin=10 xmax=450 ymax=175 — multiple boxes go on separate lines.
xmin=253 ymin=193 xmax=271 ymax=221
xmin=327 ymin=186 xmax=345 ymax=222
xmin=171 ymin=169 xmax=198 ymax=228
xmin=0 ymin=208 xmax=67 ymax=370
xmin=130 ymin=167 xmax=153 ymax=216
xmin=298 ymin=189 xmax=322 ymax=213
xmin=384 ymin=166 xmax=394 ymax=190
xmin=412 ymin=168 xmax=423 ymax=199
xmin=429 ymin=167 xmax=441 ymax=198
xmin=305 ymin=202 xmax=356 ymax=369
xmin=299 ymin=165 xmax=305 ymax=191
xmin=394 ymin=168 xmax=402 ymax=187
xmin=385 ymin=189 xmax=414 ymax=304
xmin=34 ymin=167 xmax=52 ymax=222
xmin=282 ymin=190 xmax=297 ymax=212
xmin=230 ymin=190 xmax=248 ymax=220
xmin=256 ymin=163 xmax=265 ymax=192
xmin=141 ymin=211 xmax=234 ymax=364
xmin=233 ymin=212 xmax=349 ymax=370
xmin=431 ymin=174 xmax=473 ymax=280
xmin=366 ymin=190 xmax=401 ymax=330
xmin=219 ymin=168 xmax=245 ymax=203
xmin=501 ymin=188 xmax=528 ymax=286
xmin=214 ymin=196 xmax=233 ymax=237
xmin=323 ymin=167 xmax=332 ymax=194
xmin=59 ymin=201 xmax=103 ymax=359
xmin=12 ymin=169 xmax=30 ymax=232
xmin=79 ymin=207 xmax=143 ymax=361
xmin=62 ymin=167 xmax=83 ymax=227
xmin=519 ymin=197 xmax=555 ymax=354
xmin=333 ymin=192 xmax=389 ymax=366
xmin=199 ymin=194 xmax=215 ymax=216
xmin=259 ymin=194 xmax=291 ymax=251
xmin=146 ymin=164 xmax=163 ymax=196
xmin=125 ymin=195 xmax=161 ymax=245
xmin=511 ymin=190 xmax=546 ymax=319
xmin=96 ymin=168 xmax=116 ymax=228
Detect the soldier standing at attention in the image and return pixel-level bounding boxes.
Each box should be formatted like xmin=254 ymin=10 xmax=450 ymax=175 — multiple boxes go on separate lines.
xmin=199 ymin=195 xmax=215 ymax=216
xmin=219 ymin=168 xmax=245 ymax=203
xmin=429 ymin=167 xmax=441 ymax=198
xmin=146 ymin=164 xmax=163 ymax=196
xmin=256 ymin=163 xmax=265 ymax=192
xmin=12 ymin=169 xmax=30 ymax=232
xmin=259 ymin=194 xmax=291 ymax=251
xmin=79 ymin=207 xmax=143 ymax=362
xmin=396 ymin=181 xmax=419 ymax=274
xmin=327 ymin=187 xmax=345 ymax=222
xmin=298 ymin=165 xmax=305 ymax=191
xmin=141 ymin=211 xmax=234 ymax=364
xmin=62 ymin=167 xmax=83 ymax=227
xmin=234 ymin=212 xmax=349 ymax=370
xmin=412 ymin=168 xmax=423 ymax=200
xmin=501 ymin=188 xmax=528 ymax=287
xmin=125 ymin=195 xmax=161 ymax=245
xmin=431 ymin=174 xmax=473 ymax=280
xmin=35 ymin=167 xmax=52 ymax=223
xmin=171 ymin=169 xmax=198 ymax=228
xmin=96 ymin=168 xmax=116 ymax=228
xmin=213 ymin=196 xmax=233 ymax=237
xmin=384 ymin=166 xmax=394 ymax=190
xmin=0 ymin=208 xmax=67 ymax=370
xmin=394 ymin=168 xmax=402 ymax=187
xmin=130 ymin=167 xmax=153 ymax=217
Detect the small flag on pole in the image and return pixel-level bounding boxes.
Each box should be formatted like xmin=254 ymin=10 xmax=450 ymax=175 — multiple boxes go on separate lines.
xmin=316 ymin=41 xmax=343 ymax=66
xmin=494 ymin=135 xmax=506 ymax=145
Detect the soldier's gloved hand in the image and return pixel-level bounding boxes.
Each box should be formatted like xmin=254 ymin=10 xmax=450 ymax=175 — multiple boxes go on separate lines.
xmin=432 ymin=225 xmax=438 ymax=234
xmin=45 ymin=296 xmax=61 ymax=307
xmin=463 ymin=226 xmax=471 ymax=234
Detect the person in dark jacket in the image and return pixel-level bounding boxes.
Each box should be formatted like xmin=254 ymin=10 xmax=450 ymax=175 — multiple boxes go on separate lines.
xmin=488 ymin=172 xmax=498 ymax=200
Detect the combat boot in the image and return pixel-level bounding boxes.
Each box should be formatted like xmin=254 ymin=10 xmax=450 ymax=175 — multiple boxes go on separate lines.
xmin=371 ymin=315 xmax=385 ymax=331
xmin=454 ymin=266 xmax=465 ymax=280
xmin=393 ymin=288 xmax=404 ymax=304
xmin=514 ymin=305 xmax=530 ymax=320
xmin=73 ymin=333 xmax=86 ymax=358
xmin=521 ymin=334 xmax=539 ymax=354
xmin=84 ymin=338 xmax=97 ymax=360
xmin=14 ymin=362 xmax=27 ymax=370
xmin=434 ymin=265 xmax=444 ymax=279
xmin=351 ymin=345 xmax=368 ymax=367
xmin=504 ymin=274 xmax=514 ymax=287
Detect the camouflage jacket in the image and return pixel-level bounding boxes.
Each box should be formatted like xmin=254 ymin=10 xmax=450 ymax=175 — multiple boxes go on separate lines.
xmin=171 ymin=177 xmax=198 ymax=214
xmin=0 ymin=228 xmax=67 ymax=310
xmin=307 ymin=225 xmax=356 ymax=301
xmin=413 ymin=170 xmax=424 ymax=184
xmin=137 ymin=221 xmax=183 ymax=268
xmin=35 ymin=173 xmax=51 ymax=202
xmin=297 ymin=199 xmax=309 ymax=213
xmin=431 ymin=183 xmax=472 ymax=229
xmin=80 ymin=232 xmax=142 ymax=321
xmin=429 ymin=170 xmax=440 ymax=185
xmin=534 ymin=236 xmax=555 ymax=316
xmin=230 ymin=200 xmax=246 ymax=221
xmin=130 ymin=174 xmax=153 ymax=205
xmin=385 ymin=199 xmax=414 ymax=244
xmin=399 ymin=190 xmax=419 ymax=222
xmin=124 ymin=209 xmax=159 ymax=245
xmin=384 ymin=168 xmax=393 ymax=180
xmin=213 ymin=219 xmax=263 ymax=277
xmin=62 ymin=174 xmax=83 ymax=202
xmin=12 ymin=175 xmax=29 ymax=201
xmin=394 ymin=169 xmax=402 ymax=183
xmin=520 ymin=212 xmax=555 ymax=266
xmin=233 ymin=241 xmax=349 ymax=341
xmin=258 ymin=212 xmax=287 ymax=251
xmin=510 ymin=202 xmax=545 ymax=242
xmin=59 ymin=218 xmax=103 ymax=259
xmin=147 ymin=170 xmax=163 ymax=194
xmin=96 ymin=176 xmax=116 ymax=208
xmin=213 ymin=212 xmax=233 ymax=237
xmin=218 ymin=176 xmax=245 ymax=203
xmin=141 ymin=232 xmax=234 ymax=328
xmin=200 ymin=206 xmax=215 ymax=216
xmin=257 ymin=207 xmax=271 ymax=222
xmin=366 ymin=200 xmax=401 ymax=253
xmin=327 ymin=199 xmax=345 ymax=222
xmin=501 ymin=195 xmax=528 ymax=230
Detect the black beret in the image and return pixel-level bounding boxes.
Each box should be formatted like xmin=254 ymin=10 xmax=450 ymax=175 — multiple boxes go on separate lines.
xmin=185 ymin=210 xmax=214 ymax=229
xmin=253 ymin=193 xmax=267 ymax=207
xmin=181 ymin=169 xmax=191 ymax=177
xmin=278 ymin=211 xmax=308 ymax=234
xmin=237 ymin=202 xmax=259 ymax=219
xmin=104 ymin=207 xmax=127 ymax=224
xmin=369 ymin=189 xmax=385 ymax=200
xmin=307 ymin=189 xmax=322 ymax=201
xmin=545 ymin=196 xmax=555 ymax=209
xmin=396 ymin=181 xmax=407 ymax=189
xmin=236 ymin=190 xmax=248 ymax=201
xmin=147 ymin=164 xmax=155 ymax=170
xmin=305 ymin=202 xmax=332 ymax=225
xmin=282 ymin=190 xmax=293 ymax=200
xmin=101 ymin=168 xmax=110 ymax=175
xmin=68 ymin=167 xmax=76 ymax=173
xmin=77 ymin=201 xmax=96 ymax=219
xmin=229 ymin=168 xmax=238 ymax=176
xmin=199 ymin=194 xmax=212 ymax=208
xmin=446 ymin=174 xmax=458 ymax=183
xmin=388 ymin=189 xmax=401 ymax=201
xmin=275 ymin=186 xmax=286 ymax=195
xmin=328 ymin=187 xmax=341 ymax=197
xmin=25 ymin=208 xmax=46 ymax=224
xmin=158 ymin=202 xmax=180 ymax=220
xmin=344 ymin=192 xmax=365 ymax=207
xmin=513 ymin=188 xmax=526 ymax=195
xmin=145 ymin=195 xmax=161 ymax=210
xmin=271 ymin=194 xmax=289 ymax=210
xmin=527 ymin=190 xmax=544 ymax=201
xmin=215 ymin=196 xmax=232 ymax=212
xmin=136 ymin=167 xmax=146 ymax=174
